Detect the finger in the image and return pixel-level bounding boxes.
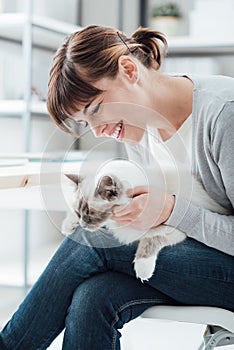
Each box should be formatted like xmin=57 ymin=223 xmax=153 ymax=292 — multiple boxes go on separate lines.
xmin=110 ymin=215 xmax=132 ymax=223
xmin=112 ymin=204 xmax=132 ymax=216
xmin=111 ymin=209 xmax=132 ymax=218
xmin=127 ymin=186 xmax=148 ymax=198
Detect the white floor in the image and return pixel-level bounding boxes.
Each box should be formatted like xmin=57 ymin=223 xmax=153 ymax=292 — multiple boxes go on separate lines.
xmin=32 ymin=319 xmax=234 ymax=350
xmin=0 ymin=244 xmax=233 ymax=350
xmin=45 ymin=319 xmax=206 ymax=350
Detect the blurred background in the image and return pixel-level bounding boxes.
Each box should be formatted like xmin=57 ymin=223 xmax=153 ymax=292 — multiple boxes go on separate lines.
xmin=0 ymin=1 xmax=233 ymax=349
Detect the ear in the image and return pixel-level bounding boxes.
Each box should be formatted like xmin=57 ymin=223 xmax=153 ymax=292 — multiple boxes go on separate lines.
xmin=65 ymin=174 xmax=80 ymax=186
xmin=95 ymin=175 xmax=120 ymax=202
xmin=118 ymin=56 xmax=138 ymax=82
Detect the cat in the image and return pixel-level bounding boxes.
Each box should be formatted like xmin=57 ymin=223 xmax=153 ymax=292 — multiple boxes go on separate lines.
xmin=62 ymin=159 xmax=229 ymax=282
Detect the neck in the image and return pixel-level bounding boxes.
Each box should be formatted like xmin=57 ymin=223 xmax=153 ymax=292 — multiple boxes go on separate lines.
xmin=149 ymin=72 xmax=193 ymax=134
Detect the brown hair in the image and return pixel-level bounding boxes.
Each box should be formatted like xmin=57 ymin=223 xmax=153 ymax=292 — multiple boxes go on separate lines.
xmin=47 ymin=25 xmax=168 ymax=132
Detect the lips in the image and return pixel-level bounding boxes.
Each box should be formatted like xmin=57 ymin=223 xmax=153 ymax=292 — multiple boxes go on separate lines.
xmin=109 ymin=120 xmax=124 ymax=140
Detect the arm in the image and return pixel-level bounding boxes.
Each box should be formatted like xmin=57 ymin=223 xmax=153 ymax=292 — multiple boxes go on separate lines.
xmin=165 ymin=196 xmax=234 ymax=255
xmin=165 ymin=103 xmax=234 ymax=256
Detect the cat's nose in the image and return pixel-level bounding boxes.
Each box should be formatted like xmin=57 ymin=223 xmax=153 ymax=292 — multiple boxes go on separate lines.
xmin=83 ymin=216 xmax=92 ymax=224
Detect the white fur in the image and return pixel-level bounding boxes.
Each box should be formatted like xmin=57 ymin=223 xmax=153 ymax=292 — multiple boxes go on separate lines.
xmin=134 ymin=256 xmax=157 ymax=282
xmin=63 ymin=159 xmax=229 ymax=281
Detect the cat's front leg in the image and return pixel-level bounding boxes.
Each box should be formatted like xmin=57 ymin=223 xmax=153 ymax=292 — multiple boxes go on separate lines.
xmin=134 ymin=227 xmax=186 ymax=282
xmin=61 ymin=211 xmax=79 ymax=235
xmin=134 ymin=236 xmax=167 ymax=282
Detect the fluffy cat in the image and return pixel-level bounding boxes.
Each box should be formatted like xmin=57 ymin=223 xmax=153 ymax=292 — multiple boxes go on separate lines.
xmin=62 ymin=159 xmax=228 ymax=282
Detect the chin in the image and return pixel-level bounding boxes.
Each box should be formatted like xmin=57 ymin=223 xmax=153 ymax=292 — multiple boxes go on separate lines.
xmin=123 ymin=133 xmax=144 ymax=146
xmin=124 ymin=139 xmax=140 ymax=146
xmin=128 ymin=128 xmax=145 ymax=144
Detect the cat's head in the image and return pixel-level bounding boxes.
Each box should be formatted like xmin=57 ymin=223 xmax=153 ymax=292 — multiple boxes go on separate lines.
xmin=66 ymin=173 xmax=129 ymax=231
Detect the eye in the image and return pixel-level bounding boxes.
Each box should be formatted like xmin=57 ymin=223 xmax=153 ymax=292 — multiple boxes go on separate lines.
xmin=91 ymin=102 xmax=102 ymax=116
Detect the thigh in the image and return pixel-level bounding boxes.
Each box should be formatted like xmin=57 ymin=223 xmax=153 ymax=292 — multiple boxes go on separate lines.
xmin=102 ymin=236 xmax=234 ymax=311
xmin=69 ymin=271 xmax=176 ymax=320
xmin=70 ymin=228 xmax=234 ymax=311
xmin=147 ymin=238 xmax=234 ymax=311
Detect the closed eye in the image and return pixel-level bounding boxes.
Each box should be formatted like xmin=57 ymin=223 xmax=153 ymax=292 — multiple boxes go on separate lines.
xmin=91 ymin=102 xmax=102 ymax=116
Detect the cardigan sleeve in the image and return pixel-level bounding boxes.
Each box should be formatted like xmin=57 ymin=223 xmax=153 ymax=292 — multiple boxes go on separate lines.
xmin=165 ymin=102 xmax=234 ymax=256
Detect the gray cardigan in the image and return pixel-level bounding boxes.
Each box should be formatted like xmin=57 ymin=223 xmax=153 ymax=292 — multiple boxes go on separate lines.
xmin=126 ymin=74 xmax=234 ymax=256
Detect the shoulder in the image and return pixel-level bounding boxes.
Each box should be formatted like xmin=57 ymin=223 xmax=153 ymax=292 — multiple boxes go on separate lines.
xmin=190 ymin=74 xmax=234 ymax=111
xmin=213 ymin=101 xmax=234 ymax=135
xmin=189 ymin=74 xmax=234 ymax=96
xmin=190 ymin=75 xmax=234 ymax=133
xmin=211 ymin=101 xmax=234 ymax=162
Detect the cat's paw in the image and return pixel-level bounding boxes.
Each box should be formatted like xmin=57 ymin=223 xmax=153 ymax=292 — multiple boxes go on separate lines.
xmin=133 ymin=256 xmax=156 ymax=282
xmin=61 ymin=215 xmax=79 ymax=235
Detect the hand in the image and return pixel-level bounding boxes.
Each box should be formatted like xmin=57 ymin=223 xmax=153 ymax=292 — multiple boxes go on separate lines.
xmin=111 ymin=186 xmax=175 ymax=231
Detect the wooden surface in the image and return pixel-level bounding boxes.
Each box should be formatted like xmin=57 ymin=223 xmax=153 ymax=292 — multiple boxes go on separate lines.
xmin=0 ymin=161 xmax=81 ymax=189
xmin=0 ymin=160 xmax=82 ymax=211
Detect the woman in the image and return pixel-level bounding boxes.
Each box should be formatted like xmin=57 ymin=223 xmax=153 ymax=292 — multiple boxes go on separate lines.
xmin=0 ymin=25 xmax=233 ymax=350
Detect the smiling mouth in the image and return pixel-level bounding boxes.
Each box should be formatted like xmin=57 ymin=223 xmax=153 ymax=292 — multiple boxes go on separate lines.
xmin=109 ymin=120 xmax=123 ymax=140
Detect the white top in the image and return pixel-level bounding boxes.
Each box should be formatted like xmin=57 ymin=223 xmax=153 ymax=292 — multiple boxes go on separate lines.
xmin=146 ymin=115 xmax=193 ymax=196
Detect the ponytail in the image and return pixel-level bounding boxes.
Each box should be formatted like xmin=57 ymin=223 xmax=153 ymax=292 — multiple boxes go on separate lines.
xmin=130 ymin=27 xmax=168 ymax=69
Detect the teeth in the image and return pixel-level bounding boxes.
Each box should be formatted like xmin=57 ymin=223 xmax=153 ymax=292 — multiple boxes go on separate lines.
xmin=111 ymin=122 xmax=122 ymax=139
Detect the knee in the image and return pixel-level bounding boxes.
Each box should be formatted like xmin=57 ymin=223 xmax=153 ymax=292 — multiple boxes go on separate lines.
xmin=68 ymin=273 xmax=119 ymax=318
xmin=66 ymin=272 xmax=132 ymax=328
xmin=64 ymin=272 xmax=134 ymax=349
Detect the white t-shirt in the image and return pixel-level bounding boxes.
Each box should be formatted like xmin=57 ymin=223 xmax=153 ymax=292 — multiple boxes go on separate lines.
xmin=146 ymin=115 xmax=192 ymax=196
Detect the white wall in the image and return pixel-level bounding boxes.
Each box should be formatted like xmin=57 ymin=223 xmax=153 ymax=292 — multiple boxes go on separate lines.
xmin=81 ymin=0 xmax=140 ymax=35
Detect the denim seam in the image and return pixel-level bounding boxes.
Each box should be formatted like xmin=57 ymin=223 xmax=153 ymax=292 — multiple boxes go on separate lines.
xmin=111 ymin=298 xmax=167 ymax=350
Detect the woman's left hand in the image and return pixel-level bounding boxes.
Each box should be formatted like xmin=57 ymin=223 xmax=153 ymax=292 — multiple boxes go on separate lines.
xmin=111 ymin=186 xmax=175 ymax=230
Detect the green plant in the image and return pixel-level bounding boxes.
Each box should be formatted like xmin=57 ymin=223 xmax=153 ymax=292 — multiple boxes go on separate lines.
xmin=151 ymin=2 xmax=182 ymax=18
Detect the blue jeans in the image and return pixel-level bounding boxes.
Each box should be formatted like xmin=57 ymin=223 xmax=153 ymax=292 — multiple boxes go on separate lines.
xmin=0 ymin=226 xmax=234 ymax=350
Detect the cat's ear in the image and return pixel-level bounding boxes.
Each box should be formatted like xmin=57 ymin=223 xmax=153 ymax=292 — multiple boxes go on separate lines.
xmin=95 ymin=175 xmax=120 ymax=202
xmin=65 ymin=174 xmax=80 ymax=186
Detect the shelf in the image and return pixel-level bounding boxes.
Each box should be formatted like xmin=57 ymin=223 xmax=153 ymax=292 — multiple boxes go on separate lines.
xmin=0 ymin=100 xmax=48 ymax=116
xmin=0 ymin=13 xmax=82 ymax=50
xmin=167 ymin=36 xmax=234 ymax=55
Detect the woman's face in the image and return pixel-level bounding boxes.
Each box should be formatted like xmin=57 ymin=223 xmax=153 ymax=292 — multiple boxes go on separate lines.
xmin=70 ymin=59 xmax=151 ymax=145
